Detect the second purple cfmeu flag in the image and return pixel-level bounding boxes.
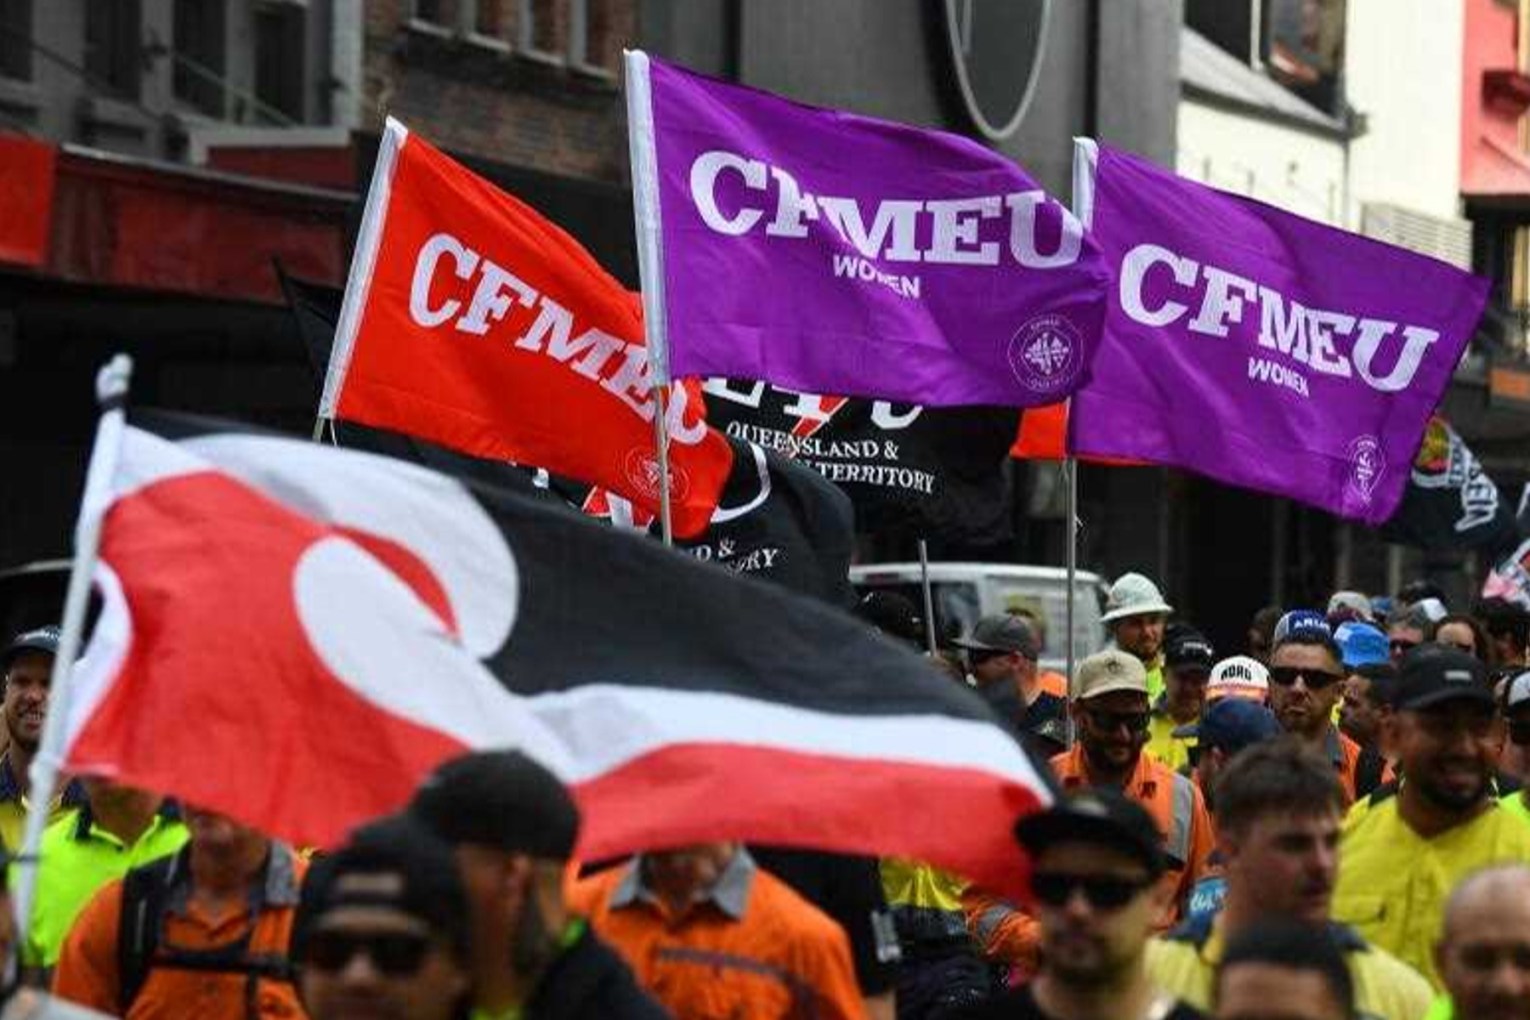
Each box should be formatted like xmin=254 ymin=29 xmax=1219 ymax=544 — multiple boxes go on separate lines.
xmin=1068 ymin=141 xmax=1491 ymax=524
xmin=625 ymin=52 xmax=1109 ymax=408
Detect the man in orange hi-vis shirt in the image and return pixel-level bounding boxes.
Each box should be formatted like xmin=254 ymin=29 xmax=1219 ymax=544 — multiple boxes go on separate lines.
xmin=570 ymin=843 xmax=864 ymax=1020
xmin=965 ymin=650 xmax=1214 ymax=972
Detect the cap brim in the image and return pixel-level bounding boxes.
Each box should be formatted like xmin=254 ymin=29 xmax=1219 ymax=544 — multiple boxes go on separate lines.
xmin=1016 ymin=812 xmax=1162 ymax=875
xmin=1101 ymin=602 xmax=1174 ymax=624
xmin=0 ymin=640 xmax=56 ymax=671
xmin=1398 ymin=687 xmax=1497 ymax=712
xmin=952 ymin=637 xmax=1001 ymax=652
xmin=1166 ymin=661 xmax=1212 ymax=674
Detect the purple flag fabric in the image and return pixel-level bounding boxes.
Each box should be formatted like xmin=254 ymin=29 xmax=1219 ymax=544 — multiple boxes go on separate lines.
xmin=637 ymin=55 xmax=1109 ymax=408
xmin=1068 ymin=142 xmax=1490 ymax=524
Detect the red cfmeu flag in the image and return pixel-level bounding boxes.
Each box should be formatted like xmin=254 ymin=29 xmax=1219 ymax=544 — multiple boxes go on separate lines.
xmin=319 ymin=117 xmax=733 ymax=538
xmin=65 ymin=419 xmax=1051 ymax=896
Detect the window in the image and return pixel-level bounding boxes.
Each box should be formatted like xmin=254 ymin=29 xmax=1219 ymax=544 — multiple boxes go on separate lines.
xmin=473 ymin=0 xmax=505 ymax=38
xmin=173 ymin=0 xmax=226 ymax=117
xmin=519 ymin=0 xmax=560 ymax=59
xmin=0 ymin=0 xmax=32 ymax=82
xmin=569 ymin=0 xmax=617 ymax=74
xmin=85 ymin=0 xmax=143 ymax=101
xmin=253 ymin=0 xmax=304 ymax=124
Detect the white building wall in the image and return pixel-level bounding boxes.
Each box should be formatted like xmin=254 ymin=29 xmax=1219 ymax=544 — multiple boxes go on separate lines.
xmin=1344 ymin=0 xmax=1466 ymax=224
xmin=1176 ymin=98 xmax=1347 ymax=225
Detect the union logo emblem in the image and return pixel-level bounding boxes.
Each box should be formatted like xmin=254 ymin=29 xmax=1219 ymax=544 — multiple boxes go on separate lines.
xmin=1007 ymin=314 xmax=1081 ymax=394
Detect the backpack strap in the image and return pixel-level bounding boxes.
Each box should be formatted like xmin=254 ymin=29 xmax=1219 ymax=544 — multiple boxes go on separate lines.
xmin=115 ymin=850 xmax=184 ymax=1015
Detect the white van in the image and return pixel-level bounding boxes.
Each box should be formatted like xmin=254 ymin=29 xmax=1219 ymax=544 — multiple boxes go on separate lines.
xmin=849 ymin=562 xmax=1107 ymax=674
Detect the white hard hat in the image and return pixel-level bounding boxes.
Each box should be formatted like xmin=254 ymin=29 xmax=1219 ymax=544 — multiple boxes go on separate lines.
xmin=1101 ymin=572 xmax=1173 ymax=624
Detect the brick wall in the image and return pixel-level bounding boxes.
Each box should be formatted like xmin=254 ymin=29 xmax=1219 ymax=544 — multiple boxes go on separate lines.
xmin=363 ymin=0 xmax=636 ymax=183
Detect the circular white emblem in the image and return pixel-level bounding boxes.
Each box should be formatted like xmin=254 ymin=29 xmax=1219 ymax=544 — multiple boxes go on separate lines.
xmin=1007 ymin=314 xmax=1081 ymax=395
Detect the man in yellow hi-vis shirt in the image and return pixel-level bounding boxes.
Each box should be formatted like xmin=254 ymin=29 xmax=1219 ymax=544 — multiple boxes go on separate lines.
xmin=1334 ymin=648 xmax=1530 ymax=992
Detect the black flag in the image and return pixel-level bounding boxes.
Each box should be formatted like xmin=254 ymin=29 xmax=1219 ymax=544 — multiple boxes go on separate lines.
xmin=700 ymin=380 xmax=1018 ymax=549
xmin=1378 ymin=416 xmax=1519 ymax=554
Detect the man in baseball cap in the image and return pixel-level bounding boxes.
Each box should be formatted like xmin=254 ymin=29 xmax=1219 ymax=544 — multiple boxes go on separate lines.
xmin=959 ymin=792 xmax=1201 ymax=1020
xmin=1334 ymin=648 xmax=1530 ymax=988
xmin=1502 ymin=671 xmax=1530 ymax=826
xmin=408 ymin=751 xmax=665 ymax=1020
xmin=954 ymin=616 xmax=1067 ymax=759
xmin=1053 ymin=651 xmax=1215 ymax=928
xmin=1326 ymin=592 xmax=1375 ymax=627
xmin=0 ymin=626 xmax=85 ymax=854
xmin=1174 ymin=699 xmax=1282 ymax=810
xmin=1147 ymin=628 xmax=1216 ymax=773
xmin=1102 ymin=573 xmax=1174 ymax=701
xmin=297 ymin=815 xmax=473 ymax=1020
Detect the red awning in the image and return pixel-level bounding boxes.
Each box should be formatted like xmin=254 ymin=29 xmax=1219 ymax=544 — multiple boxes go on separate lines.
xmin=0 ymin=133 xmax=351 ymax=305
xmin=0 ymin=135 xmax=57 ymax=269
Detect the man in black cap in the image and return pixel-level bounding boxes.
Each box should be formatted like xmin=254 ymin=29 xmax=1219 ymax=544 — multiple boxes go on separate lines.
xmin=1177 ymin=699 xmax=1282 ymax=813
xmin=407 ymin=750 xmax=665 ymax=1020
xmin=298 ymin=815 xmax=473 ymax=1020
xmin=954 ymin=616 xmax=1068 ymax=760
xmin=0 ymin=627 xmax=85 ymax=854
xmin=954 ymin=791 xmax=1203 ymax=1020
xmin=1334 ymin=647 xmax=1530 ymax=990
xmin=1147 ymin=629 xmax=1216 ymax=773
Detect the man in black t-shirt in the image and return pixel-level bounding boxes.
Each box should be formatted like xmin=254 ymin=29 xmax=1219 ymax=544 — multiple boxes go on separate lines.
xmin=954 ymin=791 xmax=1203 ymax=1020
xmin=954 ymin=616 xmax=1069 ymax=760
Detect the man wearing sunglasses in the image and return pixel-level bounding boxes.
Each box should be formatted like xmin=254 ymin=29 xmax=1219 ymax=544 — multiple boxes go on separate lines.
xmin=1333 ymin=648 xmax=1530 ymax=991
xmin=1052 ymin=651 xmax=1215 ymax=927
xmin=954 ymin=791 xmax=1202 ymax=1020
xmin=1386 ymin=606 xmax=1437 ymax=664
xmin=298 ymin=815 xmax=472 ymax=1020
xmin=1267 ymin=614 xmax=1383 ymax=805
xmin=954 ymin=616 xmax=1068 ymax=761
xmin=1147 ymin=739 xmax=1432 ymax=1020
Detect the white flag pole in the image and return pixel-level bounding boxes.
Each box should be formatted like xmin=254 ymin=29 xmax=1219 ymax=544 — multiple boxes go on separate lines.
xmin=314 ymin=118 xmax=410 ymax=446
xmin=623 ymin=49 xmax=676 ymax=546
xmin=1063 ymin=139 xmax=1100 ymax=698
xmin=13 ymin=354 xmax=133 ymax=947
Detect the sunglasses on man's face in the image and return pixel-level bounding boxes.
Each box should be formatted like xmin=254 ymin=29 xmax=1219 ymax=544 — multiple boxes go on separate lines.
xmin=1390 ymin=638 xmax=1420 ymax=654
xmin=304 ymin=929 xmax=435 ymax=977
xmin=1268 ymin=666 xmax=1345 ymax=690
xmin=966 ymin=649 xmax=1007 ymax=667
xmin=1084 ymin=708 xmax=1151 ymax=734
xmin=1031 ymin=871 xmax=1152 ymax=911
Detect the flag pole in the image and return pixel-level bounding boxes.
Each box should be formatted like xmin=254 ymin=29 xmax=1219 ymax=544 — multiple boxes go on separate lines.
xmin=14 ymin=354 xmax=133 ymax=948
xmin=1062 ymin=139 xmax=1097 ymax=701
xmin=624 ymin=48 xmax=675 ymax=546
xmin=917 ymin=539 xmax=939 ymax=655
xmin=1064 ymin=455 xmax=1079 ymax=696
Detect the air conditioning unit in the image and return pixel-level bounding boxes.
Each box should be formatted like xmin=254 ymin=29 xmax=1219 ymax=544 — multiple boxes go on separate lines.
xmin=1361 ymin=203 xmax=1473 ymax=270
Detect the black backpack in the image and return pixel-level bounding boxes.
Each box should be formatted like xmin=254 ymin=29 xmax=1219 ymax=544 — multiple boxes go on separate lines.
xmin=115 ymin=849 xmax=297 ymax=1017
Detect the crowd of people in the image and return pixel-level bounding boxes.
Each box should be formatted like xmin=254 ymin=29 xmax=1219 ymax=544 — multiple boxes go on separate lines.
xmin=0 ymin=575 xmax=1526 ymax=1019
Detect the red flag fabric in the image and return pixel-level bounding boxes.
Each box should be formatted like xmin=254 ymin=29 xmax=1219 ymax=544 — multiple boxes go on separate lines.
xmin=67 ymin=421 xmax=1050 ymax=896
xmin=0 ymin=134 xmax=55 ymax=268
xmin=1010 ymin=402 xmax=1142 ymax=466
xmin=319 ymin=118 xmax=733 ymax=538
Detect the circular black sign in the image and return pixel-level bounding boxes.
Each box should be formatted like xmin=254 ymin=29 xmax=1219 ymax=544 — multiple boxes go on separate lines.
xmin=943 ymin=0 xmax=1051 ymax=142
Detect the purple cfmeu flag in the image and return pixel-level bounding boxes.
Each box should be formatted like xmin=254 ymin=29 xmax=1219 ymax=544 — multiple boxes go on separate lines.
xmin=624 ymin=51 xmax=1109 ymax=408
xmin=1067 ymin=141 xmax=1490 ymax=524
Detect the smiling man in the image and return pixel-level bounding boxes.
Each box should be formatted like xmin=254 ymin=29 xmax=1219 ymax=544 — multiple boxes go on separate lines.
xmin=1052 ymin=651 xmax=1214 ymax=927
xmin=1334 ymin=648 xmax=1530 ymax=991
xmin=0 ymin=627 xmax=85 ymax=854
xmin=1147 ymin=738 xmax=1432 ymax=1020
